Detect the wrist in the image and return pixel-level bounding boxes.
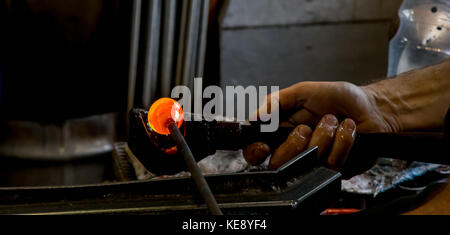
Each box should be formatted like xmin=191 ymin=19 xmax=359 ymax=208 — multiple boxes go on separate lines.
xmin=362 ymin=59 xmax=450 ymax=132
xmin=360 ymin=83 xmax=403 ymax=133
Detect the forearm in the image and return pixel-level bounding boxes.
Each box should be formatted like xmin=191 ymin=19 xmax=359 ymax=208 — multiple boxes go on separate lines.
xmin=362 ymin=59 xmax=450 ymax=132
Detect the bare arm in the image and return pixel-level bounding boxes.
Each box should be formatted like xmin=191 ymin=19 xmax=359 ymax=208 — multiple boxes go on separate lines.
xmin=363 ymin=59 xmax=450 ymax=132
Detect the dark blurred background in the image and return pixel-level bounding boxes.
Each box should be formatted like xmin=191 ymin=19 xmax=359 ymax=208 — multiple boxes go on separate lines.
xmin=0 ymin=0 xmax=129 ymax=122
xmin=0 ymin=0 xmax=402 ymax=186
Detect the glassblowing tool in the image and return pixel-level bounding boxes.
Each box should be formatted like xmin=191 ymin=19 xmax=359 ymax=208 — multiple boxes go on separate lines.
xmin=146 ymin=98 xmax=222 ymax=215
xmin=129 ymin=103 xmax=449 ymax=177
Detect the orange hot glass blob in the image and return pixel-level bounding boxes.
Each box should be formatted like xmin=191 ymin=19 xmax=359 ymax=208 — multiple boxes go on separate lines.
xmin=148 ymin=98 xmax=184 ymax=135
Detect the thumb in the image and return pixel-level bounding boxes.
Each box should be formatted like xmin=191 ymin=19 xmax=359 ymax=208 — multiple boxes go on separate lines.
xmin=250 ymin=83 xmax=310 ymax=121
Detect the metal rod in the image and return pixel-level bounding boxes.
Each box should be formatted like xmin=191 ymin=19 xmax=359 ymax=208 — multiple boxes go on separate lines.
xmin=174 ymin=0 xmax=189 ymax=86
xmin=183 ymin=0 xmax=201 ymax=87
xmin=142 ymin=0 xmax=162 ymax=108
xmin=195 ymin=0 xmax=210 ymax=77
xmin=160 ymin=0 xmax=177 ymax=97
xmin=168 ymin=123 xmax=223 ymax=215
xmin=126 ymin=0 xmax=142 ymax=134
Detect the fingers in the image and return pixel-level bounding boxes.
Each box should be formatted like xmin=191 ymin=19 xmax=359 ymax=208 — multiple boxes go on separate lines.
xmin=307 ymin=114 xmax=339 ymax=161
xmin=243 ymin=142 xmax=271 ymax=166
xmin=244 ymin=115 xmax=357 ymax=173
xmin=326 ymin=119 xmax=356 ymax=170
xmin=269 ymin=124 xmax=312 ymax=170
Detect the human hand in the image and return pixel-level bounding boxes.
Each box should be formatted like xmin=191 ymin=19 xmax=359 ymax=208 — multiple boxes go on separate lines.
xmin=244 ymin=81 xmax=399 ymax=174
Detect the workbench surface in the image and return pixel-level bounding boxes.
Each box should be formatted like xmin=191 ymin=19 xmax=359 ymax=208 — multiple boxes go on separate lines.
xmin=404 ymin=183 xmax=450 ymax=215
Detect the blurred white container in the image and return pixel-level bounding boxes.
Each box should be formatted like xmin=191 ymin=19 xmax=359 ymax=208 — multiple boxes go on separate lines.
xmin=388 ymin=0 xmax=450 ymax=77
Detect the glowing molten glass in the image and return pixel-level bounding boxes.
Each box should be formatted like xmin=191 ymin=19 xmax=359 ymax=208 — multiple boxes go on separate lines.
xmin=148 ymin=98 xmax=184 ymax=135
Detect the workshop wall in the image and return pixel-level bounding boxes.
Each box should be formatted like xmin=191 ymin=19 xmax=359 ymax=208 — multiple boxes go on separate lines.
xmin=219 ymin=0 xmax=403 ymax=89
